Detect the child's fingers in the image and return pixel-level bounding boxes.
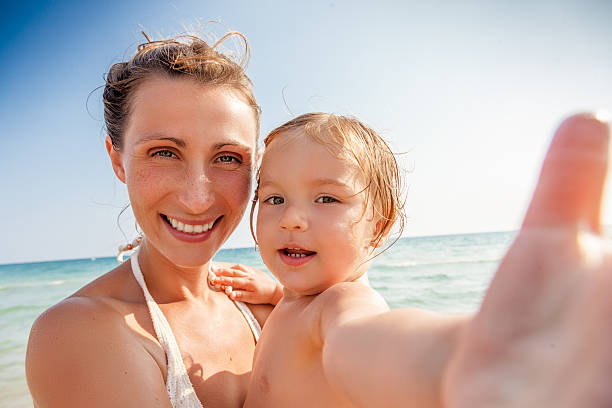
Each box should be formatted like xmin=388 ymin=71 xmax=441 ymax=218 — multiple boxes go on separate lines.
xmin=212 ymin=277 xmax=254 ymax=291
xmin=523 ymin=113 xmax=609 ymax=233
xmin=229 ymin=290 xmax=253 ymax=302
xmin=212 ymin=266 xmax=249 ymax=278
xmin=229 ymin=264 xmax=252 ymax=274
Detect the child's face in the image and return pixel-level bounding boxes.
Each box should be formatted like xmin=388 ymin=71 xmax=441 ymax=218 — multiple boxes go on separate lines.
xmin=256 ymin=133 xmax=378 ymax=296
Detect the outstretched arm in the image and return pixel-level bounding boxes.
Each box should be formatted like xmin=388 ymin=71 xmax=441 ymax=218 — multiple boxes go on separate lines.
xmin=443 ymin=113 xmax=612 ymax=407
xmin=320 ymin=113 xmax=612 ymax=408
xmin=318 ymin=283 xmax=468 ymax=408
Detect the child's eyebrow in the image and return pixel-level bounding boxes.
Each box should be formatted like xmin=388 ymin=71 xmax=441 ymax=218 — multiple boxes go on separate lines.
xmin=259 ymin=178 xmax=351 ymax=190
xmin=313 ymin=178 xmax=352 ymax=189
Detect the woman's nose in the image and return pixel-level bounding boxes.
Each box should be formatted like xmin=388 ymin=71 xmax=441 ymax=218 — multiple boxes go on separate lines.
xmin=177 ymin=167 xmax=215 ymax=214
xmin=279 ymin=205 xmax=308 ymax=232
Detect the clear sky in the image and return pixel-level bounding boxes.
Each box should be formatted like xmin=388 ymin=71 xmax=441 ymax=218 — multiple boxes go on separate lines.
xmin=1 ymin=0 xmax=611 ymax=264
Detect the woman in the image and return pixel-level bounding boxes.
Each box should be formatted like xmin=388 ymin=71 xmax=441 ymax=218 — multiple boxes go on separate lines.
xmin=26 ymin=33 xmax=280 ymax=407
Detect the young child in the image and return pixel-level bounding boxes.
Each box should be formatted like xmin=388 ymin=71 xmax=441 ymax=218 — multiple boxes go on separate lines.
xmin=211 ymin=112 xmax=612 ymax=407
xmin=241 ymin=113 xmax=462 ymax=407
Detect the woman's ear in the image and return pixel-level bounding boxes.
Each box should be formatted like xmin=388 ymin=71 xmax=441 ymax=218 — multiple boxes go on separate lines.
xmin=105 ymin=135 xmax=126 ymax=183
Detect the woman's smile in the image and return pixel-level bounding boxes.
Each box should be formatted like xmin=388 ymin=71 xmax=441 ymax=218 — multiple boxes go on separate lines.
xmin=161 ymin=214 xmax=224 ymax=242
xmin=113 ymin=77 xmax=259 ymax=267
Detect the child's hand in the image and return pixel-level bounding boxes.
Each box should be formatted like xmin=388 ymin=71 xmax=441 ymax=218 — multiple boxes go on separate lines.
xmin=443 ymin=114 xmax=612 ymax=407
xmin=210 ymin=263 xmax=283 ymax=305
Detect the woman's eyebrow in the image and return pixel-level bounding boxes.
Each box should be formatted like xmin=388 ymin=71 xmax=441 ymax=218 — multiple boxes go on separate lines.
xmin=213 ymin=141 xmax=253 ymax=152
xmin=136 ymin=134 xmax=186 ymax=147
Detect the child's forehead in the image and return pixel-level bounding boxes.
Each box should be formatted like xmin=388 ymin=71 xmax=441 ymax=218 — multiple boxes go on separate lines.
xmin=263 ymin=129 xmax=355 ymax=163
xmin=259 ymin=132 xmax=366 ymax=187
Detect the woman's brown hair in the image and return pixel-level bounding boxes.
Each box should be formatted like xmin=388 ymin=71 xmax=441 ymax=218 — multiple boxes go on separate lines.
xmin=103 ymin=32 xmax=261 ymax=151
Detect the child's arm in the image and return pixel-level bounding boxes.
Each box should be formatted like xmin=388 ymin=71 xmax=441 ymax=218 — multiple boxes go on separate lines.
xmin=322 ymin=114 xmax=612 ymax=408
xmin=317 ymin=283 xmax=468 ymax=408
xmin=443 ymin=114 xmax=612 ymax=406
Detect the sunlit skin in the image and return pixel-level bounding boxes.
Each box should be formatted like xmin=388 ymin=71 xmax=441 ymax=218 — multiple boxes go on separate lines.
xmin=245 ymin=114 xmax=612 ymax=408
xmin=25 ymin=78 xmax=276 ymax=408
xmin=245 ymin=133 xmax=388 ymax=407
xmin=117 ymin=78 xmax=258 ymax=271
xmin=255 ymin=133 xmax=380 ymax=298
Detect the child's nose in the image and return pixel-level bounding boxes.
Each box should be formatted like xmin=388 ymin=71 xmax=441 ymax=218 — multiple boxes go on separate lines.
xmin=279 ymin=206 xmax=308 ymax=231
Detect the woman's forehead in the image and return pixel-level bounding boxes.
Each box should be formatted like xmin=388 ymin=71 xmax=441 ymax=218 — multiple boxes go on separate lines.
xmin=124 ymin=78 xmax=258 ymax=148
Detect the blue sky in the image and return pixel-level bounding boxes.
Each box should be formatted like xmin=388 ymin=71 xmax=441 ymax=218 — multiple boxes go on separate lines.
xmin=1 ymin=0 xmax=611 ymax=264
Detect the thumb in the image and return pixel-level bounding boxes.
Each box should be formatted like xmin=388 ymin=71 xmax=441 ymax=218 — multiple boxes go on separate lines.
xmin=523 ymin=113 xmax=609 ymax=233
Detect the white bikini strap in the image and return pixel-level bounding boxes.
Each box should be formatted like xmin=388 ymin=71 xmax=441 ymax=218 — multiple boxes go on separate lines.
xmin=130 ymin=247 xmax=203 ymax=408
xmin=233 ymin=300 xmax=262 ymax=342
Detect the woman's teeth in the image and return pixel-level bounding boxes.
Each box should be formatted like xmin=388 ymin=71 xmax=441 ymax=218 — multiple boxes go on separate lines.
xmin=167 ymin=216 xmax=214 ymax=234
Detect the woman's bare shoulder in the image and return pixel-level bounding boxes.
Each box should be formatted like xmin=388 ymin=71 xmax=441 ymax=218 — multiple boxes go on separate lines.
xmin=26 ymin=264 xmax=171 ymax=407
xmin=27 ymin=261 xmax=151 ymax=365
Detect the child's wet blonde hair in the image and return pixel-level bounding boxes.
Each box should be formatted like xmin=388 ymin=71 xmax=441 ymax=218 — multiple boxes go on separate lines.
xmin=251 ymin=112 xmax=406 ymax=251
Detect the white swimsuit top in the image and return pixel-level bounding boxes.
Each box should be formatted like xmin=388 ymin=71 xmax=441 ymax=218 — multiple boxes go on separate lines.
xmin=130 ymin=248 xmax=262 ymax=408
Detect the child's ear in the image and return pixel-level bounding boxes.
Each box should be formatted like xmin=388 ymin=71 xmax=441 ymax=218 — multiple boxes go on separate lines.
xmin=106 ymin=135 xmax=126 ymax=183
xmin=370 ymin=218 xmax=387 ymax=248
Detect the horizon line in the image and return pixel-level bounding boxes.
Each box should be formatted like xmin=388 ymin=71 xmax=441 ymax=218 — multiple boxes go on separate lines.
xmin=0 ymin=229 xmax=522 ymax=267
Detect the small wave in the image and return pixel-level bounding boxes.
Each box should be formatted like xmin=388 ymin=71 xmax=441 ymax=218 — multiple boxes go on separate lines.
xmin=49 ymin=280 xmax=66 ymax=285
xmin=375 ymin=256 xmax=502 ymax=269
xmin=0 ymin=304 xmax=43 ymax=315
xmin=0 ymin=279 xmax=70 ymax=291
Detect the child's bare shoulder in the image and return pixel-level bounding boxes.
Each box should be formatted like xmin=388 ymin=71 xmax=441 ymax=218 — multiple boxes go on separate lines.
xmin=317 ymin=281 xmax=387 ymax=310
xmin=308 ymin=281 xmax=389 ymax=342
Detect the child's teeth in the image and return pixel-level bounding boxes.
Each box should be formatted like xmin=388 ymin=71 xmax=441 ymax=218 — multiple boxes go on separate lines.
xmin=171 ymin=219 xmax=178 ymax=228
xmin=194 ymin=225 xmax=203 ymax=233
xmin=177 ymin=221 xmax=185 ymax=232
xmin=184 ymin=224 xmax=194 ymax=233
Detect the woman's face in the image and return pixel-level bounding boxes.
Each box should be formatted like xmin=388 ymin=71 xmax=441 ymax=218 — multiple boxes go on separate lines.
xmin=107 ymin=77 xmax=258 ymax=267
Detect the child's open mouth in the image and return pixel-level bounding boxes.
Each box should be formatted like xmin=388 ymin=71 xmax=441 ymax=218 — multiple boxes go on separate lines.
xmin=279 ymin=247 xmax=317 ymax=266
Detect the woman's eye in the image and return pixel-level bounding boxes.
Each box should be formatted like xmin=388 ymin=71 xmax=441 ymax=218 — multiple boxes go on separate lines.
xmin=216 ymin=154 xmax=241 ymax=164
xmin=315 ymin=196 xmax=338 ymax=204
xmin=263 ymin=196 xmax=284 ymax=205
xmin=151 ymin=150 xmax=177 ymax=159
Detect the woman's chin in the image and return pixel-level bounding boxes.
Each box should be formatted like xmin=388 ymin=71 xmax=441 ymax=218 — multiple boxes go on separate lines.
xmin=167 ymin=253 xmax=215 ymax=269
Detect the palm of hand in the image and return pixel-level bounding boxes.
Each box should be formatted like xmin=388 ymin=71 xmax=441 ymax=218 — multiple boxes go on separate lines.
xmin=443 ymin=115 xmax=612 ymax=407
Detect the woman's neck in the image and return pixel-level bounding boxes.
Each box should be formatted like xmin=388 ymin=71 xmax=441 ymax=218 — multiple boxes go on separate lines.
xmin=135 ymin=240 xmax=214 ymax=304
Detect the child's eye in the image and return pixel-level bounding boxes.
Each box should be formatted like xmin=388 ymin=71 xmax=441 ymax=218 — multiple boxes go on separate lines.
xmin=216 ymin=154 xmax=242 ymax=164
xmin=315 ymin=196 xmax=338 ymax=204
xmin=263 ymin=196 xmax=285 ymax=205
xmin=151 ymin=149 xmax=177 ymax=159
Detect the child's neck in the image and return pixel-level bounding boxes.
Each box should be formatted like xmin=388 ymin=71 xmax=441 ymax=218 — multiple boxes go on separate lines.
xmin=281 ymin=272 xmax=371 ymax=302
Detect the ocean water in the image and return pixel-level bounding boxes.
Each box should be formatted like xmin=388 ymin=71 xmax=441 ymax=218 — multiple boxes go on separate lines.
xmin=0 ymin=231 xmax=514 ymax=407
